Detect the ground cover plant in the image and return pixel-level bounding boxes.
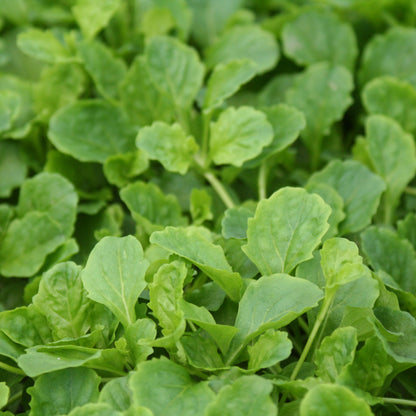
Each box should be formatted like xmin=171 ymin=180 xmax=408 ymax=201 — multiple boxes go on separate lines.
xmin=1 ymin=0 xmax=416 ymax=414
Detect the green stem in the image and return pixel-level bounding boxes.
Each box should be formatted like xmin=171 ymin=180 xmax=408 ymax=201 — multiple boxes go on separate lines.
xmin=7 ymin=390 xmax=23 ymax=406
xmin=405 ymin=186 xmax=416 ymax=196
xmin=381 ymin=397 xmax=416 ymax=407
xmin=203 ymin=171 xmax=235 ymax=209
xmin=0 ymin=361 xmax=25 ymax=376
xmin=258 ymin=160 xmax=269 ymax=200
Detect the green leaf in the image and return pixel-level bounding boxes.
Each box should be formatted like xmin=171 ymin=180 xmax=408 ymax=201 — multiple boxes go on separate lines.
xmin=243 ymin=187 xmax=331 ymax=275
xmin=282 ymin=9 xmax=357 ymax=69
xmin=0 ymin=141 xmax=27 ymax=198
xmin=309 ymin=160 xmax=385 ymax=234
xmin=190 ymin=188 xmax=213 ymax=225
xmin=221 ymin=206 xmax=254 ymax=240
xmin=72 ymin=0 xmax=121 ymax=40
xmin=285 ymin=62 xmax=353 ymax=160
xmin=320 ymin=238 xmax=372 ymax=290
xmin=360 ymin=27 xmax=416 ymax=88
xmin=48 ymin=100 xmax=135 ymax=163
xmin=314 ymin=326 xmax=357 ymax=382
xmin=67 ymin=403 xmax=121 ymax=416
xmin=0 ymin=212 xmax=66 ymax=277
xmin=233 ymin=274 xmax=323 ymax=346
xmin=362 ymin=76 xmax=416 ymax=135
xmin=99 ymin=376 xmax=131 ymax=411
xmin=364 ymin=115 xmax=416 ymax=212
xmin=209 ymin=106 xmax=274 ymax=167
xmin=203 ymin=59 xmax=257 ymax=112
xmin=17 ymin=28 xmax=72 ymax=63
xmin=299 ymin=384 xmax=373 ymax=416
xmin=247 ymin=329 xmax=292 ymax=371
xmin=81 ymin=236 xmax=149 ymax=327
xmin=0 ymin=382 xmax=9 ymax=409
xmin=28 ymin=367 xmax=100 ymax=416
xmin=33 ymin=262 xmax=90 ymax=339
xmin=148 ymin=261 xmax=187 ymax=348
xmin=361 ymin=226 xmax=416 ymax=294
xmin=120 ymin=181 xmax=187 ymax=234
xmin=205 ymin=25 xmax=279 ymax=74
xmin=145 ymin=36 xmax=204 ymax=110
xmin=129 ymin=358 xmax=215 ymax=416
xmin=125 ymin=319 xmax=156 ymax=365
xmin=17 ymin=172 xmax=78 ymax=238
xmin=205 ymin=375 xmax=276 ymax=416
xmin=77 ymin=38 xmax=127 ymax=99
xmin=136 ymin=122 xmax=198 ymax=174
xmin=398 ymin=213 xmax=416 ymax=250
xmin=119 ymin=56 xmax=174 ymax=127
xmin=150 ymin=226 xmax=243 ymax=302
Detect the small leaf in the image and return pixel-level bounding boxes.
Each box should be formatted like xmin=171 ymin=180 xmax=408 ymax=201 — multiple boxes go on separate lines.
xmin=300 ymin=384 xmax=373 ymax=416
xmin=309 ymin=160 xmax=385 ymax=234
xmin=145 ymin=36 xmax=204 ymax=109
xmin=150 ymin=226 xmax=243 ymax=302
xmin=209 ymin=106 xmax=274 ymax=167
xmin=72 ymin=0 xmax=121 ymax=40
xmin=0 ymin=141 xmax=27 ymax=198
xmin=282 ymin=9 xmax=357 ymax=69
xmin=248 ymin=329 xmax=292 ymax=371
xmin=99 ymin=376 xmax=131 ymax=411
xmin=129 ymin=358 xmax=215 ymax=416
xmin=221 ymin=206 xmax=254 ymax=240
xmin=0 ymin=382 xmax=9 ymax=409
xmin=205 ymin=25 xmax=279 ymax=74
xmin=203 ymin=59 xmax=257 ymax=112
xmin=243 ymin=187 xmax=330 ymax=275
xmin=81 ymin=236 xmax=149 ymax=327
xmin=48 ymin=100 xmax=135 ymax=163
xmin=190 ymin=188 xmax=213 ymax=225
xmin=136 ymin=122 xmax=198 ymax=174
xmin=67 ymin=403 xmax=121 ymax=416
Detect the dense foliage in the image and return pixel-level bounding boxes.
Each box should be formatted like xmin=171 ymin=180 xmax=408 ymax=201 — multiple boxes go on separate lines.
xmin=1 ymin=0 xmax=416 ymax=414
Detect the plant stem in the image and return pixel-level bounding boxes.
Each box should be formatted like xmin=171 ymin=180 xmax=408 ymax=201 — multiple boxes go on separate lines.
xmin=0 ymin=361 xmax=25 ymax=376
xmin=381 ymin=397 xmax=416 ymax=407
xmin=405 ymin=186 xmax=416 ymax=196
xmin=203 ymin=171 xmax=235 ymax=209
xmin=258 ymin=161 xmax=269 ymax=200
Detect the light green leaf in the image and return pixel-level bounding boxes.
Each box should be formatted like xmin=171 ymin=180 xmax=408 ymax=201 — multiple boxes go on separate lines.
xmin=361 ymin=226 xmax=416 ymax=294
xmin=247 ymin=329 xmax=292 ymax=371
xmin=0 ymin=212 xmax=66 ymax=277
xmin=130 ymin=358 xmax=215 ymax=416
xmin=364 ymin=114 xmax=416 ymax=211
xmin=17 ymin=28 xmax=72 ymax=63
xmin=320 ymin=238 xmax=372 ymax=290
xmin=205 ymin=25 xmax=279 ymax=74
xmin=125 ymin=318 xmax=156 ymax=365
xmin=360 ymin=27 xmax=416 ymax=88
xmin=119 ymin=56 xmax=174 ymax=127
xmin=33 ymin=262 xmax=90 ymax=339
xmin=17 ymin=172 xmax=78 ymax=238
xmin=209 ymin=106 xmax=274 ymax=167
xmin=28 ymin=368 xmax=100 ymax=416
xmin=67 ymin=403 xmax=121 ymax=416
xmin=48 ymin=100 xmax=135 ymax=163
xmin=233 ymin=274 xmax=323 ymax=346
xmin=145 ymin=36 xmax=204 ymax=109
xmin=150 ymin=226 xmax=243 ymax=302
xmin=300 ymin=384 xmax=373 ymax=416
xmin=309 ymin=160 xmax=385 ymax=234
xmin=104 ymin=150 xmax=149 ymax=188
xmin=205 ymin=375 xmax=276 ymax=416
xmin=0 ymin=141 xmax=27 ymax=198
xmin=221 ymin=206 xmax=254 ymax=240
xmin=398 ymin=213 xmax=416 ymax=250
xmin=362 ymin=76 xmax=416 ymax=135
xmin=190 ymin=188 xmax=213 ymax=225
xmin=0 ymin=382 xmax=9 ymax=409
xmin=77 ymin=38 xmax=127 ymax=99
xmin=99 ymin=376 xmax=131 ymax=411
xmin=243 ymin=187 xmax=330 ymax=275
xmin=314 ymin=327 xmax=357 ymax=382
xmin=81 ymin=236 xmax=149 ymax=327
xmin=148 ymin=261 xmax=186 ymax=348
xmin=285 ymin=62 xmax=353 ymax=159
xmin=136 ymin=122 xmax=198 ymax=174
xmin=72 ymin=0 xmax=121 ymax=40
xmin=203 ymin=59 xmax=257 ymax=112
xmin=120 ymin=181 xmax=187 ymax=234
xmin=282 ymin=9 xmax=357 ymax=69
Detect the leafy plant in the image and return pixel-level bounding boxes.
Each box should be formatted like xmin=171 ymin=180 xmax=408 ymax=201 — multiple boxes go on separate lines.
xmin=0 ymin=0 xmax=416 ymax=415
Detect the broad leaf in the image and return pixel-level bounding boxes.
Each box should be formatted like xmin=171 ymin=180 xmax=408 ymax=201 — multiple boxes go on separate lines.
xmin=81 ymin=236 xmax=149 ymax=327
xmin=67 ymin=403 xmax=121 ymax=416
xmin=136 ymin=122 xmax=198 ymax=174
xmin=99 ymin=376 xmax=131 ymax=411
xmin=243 ymin=187 xmax=331 ymax=275
xmin=0 ymin=141 xmax=27 ymax=198
xmin=209 ymin=106 xmax=274 ymax=167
